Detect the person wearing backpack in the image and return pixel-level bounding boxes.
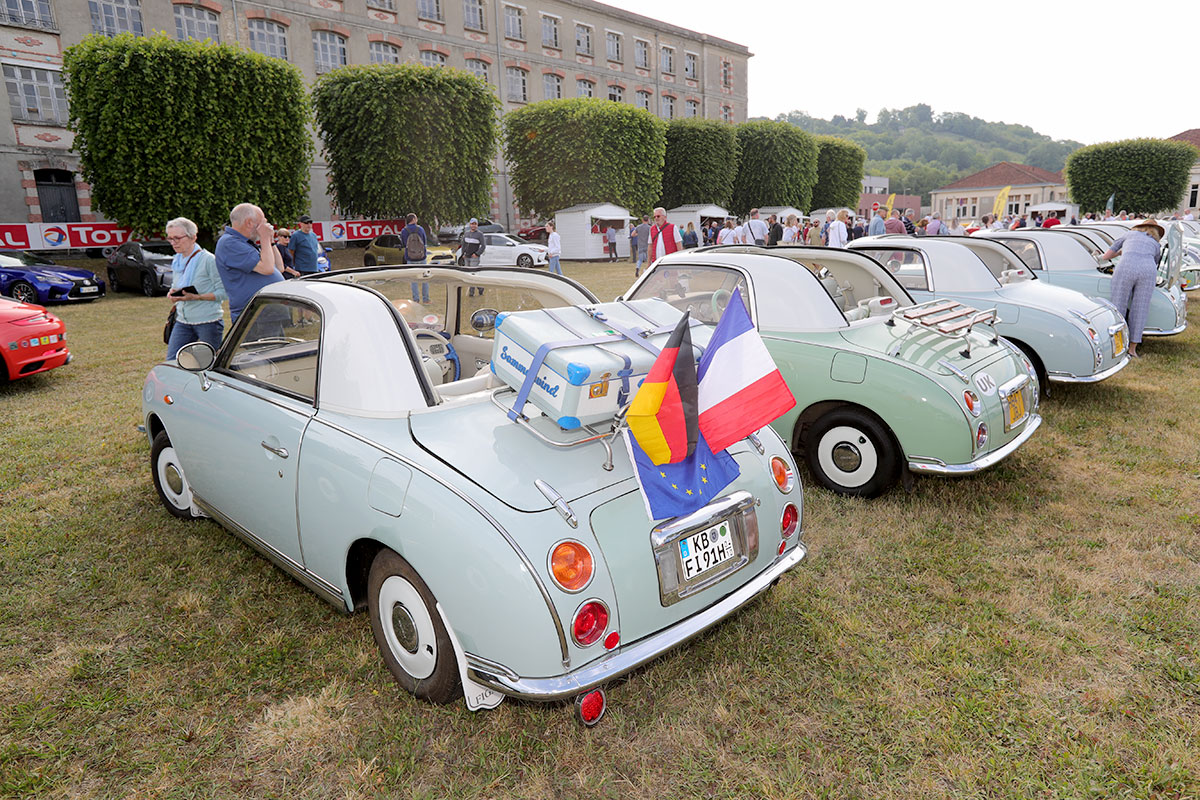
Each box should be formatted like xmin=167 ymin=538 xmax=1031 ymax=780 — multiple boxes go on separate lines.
xmin=400 ymin=212 xmax=430 ymax=304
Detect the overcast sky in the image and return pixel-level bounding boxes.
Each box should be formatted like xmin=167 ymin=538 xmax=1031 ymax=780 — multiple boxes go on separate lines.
xmin=599 ymin=0 xmax=1198 ymax=145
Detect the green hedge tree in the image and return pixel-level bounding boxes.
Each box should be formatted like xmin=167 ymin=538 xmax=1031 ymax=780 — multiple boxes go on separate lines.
xmin=313 ymin=63 xmax=499 ymax=223
xmin=1066 ymin=138 xmax=1199 ymax=213
xmin=63 ymin=33 xmax=312 ymax=239
xmin=810 ymin=135 xmax=867 ymax=210
xmin=504 ymin=98 xmax=665 ymax=218
xmin=661 ymin=119 xmax=739 ymax=209
xmin=730 ymin=121 xmax=817 ymax=215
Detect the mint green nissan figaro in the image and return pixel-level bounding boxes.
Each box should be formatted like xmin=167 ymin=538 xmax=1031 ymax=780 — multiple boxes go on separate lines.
xmin=624 ymin=246 xmax=1042 ymax=497
xmin=142 ymin=266 xmax=806 ymax=724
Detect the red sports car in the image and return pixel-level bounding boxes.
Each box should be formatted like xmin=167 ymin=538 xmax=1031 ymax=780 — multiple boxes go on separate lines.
xmin=1 ymin=296 xmax=71 ymax=381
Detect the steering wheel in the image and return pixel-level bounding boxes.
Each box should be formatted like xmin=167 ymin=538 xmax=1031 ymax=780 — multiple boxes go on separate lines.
xmin=711 ymin=288 xmax=732 ymax=320
xmin=412 ymin=330 xmax=460 ymax=385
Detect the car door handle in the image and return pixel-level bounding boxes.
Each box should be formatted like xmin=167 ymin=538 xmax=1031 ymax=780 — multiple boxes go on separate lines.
xmin=260 ymin=441 xmax=289 ymax=458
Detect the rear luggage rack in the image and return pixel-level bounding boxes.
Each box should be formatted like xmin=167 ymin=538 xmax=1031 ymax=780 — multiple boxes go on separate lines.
xmin=490 ymin=386 xmax=627 ymax=471
xmin=888 ymin=299 xmax=1000 ymax=359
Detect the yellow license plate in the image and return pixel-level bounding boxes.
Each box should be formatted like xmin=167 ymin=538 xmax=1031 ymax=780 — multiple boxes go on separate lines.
xmin=1113 ymin=329 xmax=1125 ymax=356
xmin=1007 ymin=391 xmax=1026 ymax=428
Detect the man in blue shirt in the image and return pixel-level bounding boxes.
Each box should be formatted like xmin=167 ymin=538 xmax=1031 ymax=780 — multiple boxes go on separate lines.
xmin=214 ymin=202 xmax=283 ymax=325
xmin=868 ymin=208 xmax=886 ymax=237
xmin=287 ymin=214 xmax=320 ymax=275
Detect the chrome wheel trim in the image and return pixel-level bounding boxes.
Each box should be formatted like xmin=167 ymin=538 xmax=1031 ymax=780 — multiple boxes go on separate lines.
xmin=817 ymin=425 xmax=878 ymax=489
xmin=156 ymin=445 xmax=191 ymax=511
xmin=378 ymin=575 xmax=437 ymax=679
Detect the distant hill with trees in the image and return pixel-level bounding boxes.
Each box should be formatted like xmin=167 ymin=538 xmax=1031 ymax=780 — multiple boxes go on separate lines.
xmin=764 ymin=104 xmax=1083 ymax=204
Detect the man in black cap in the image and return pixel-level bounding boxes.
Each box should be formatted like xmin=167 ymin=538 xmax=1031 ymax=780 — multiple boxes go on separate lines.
xmin=287 ymin=214 xmax=321 ymax=275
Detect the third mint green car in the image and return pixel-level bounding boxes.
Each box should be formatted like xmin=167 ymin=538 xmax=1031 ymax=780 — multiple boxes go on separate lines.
xmin=625 ymin=246 xmax=1042 ymax=497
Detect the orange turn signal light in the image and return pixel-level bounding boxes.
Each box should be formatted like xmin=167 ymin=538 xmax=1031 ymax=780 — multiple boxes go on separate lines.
xmin=551 ymin=541 xmax=593 ymax=592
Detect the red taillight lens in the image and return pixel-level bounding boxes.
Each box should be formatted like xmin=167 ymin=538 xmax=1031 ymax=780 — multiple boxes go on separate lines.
xmin=603 ymin=631 xmax=620 ymax=650
xmin=963 ymin=390 xmax=980 ymax=417
xmin=576 ymin=688 xmax=606 ymax=726
xmin=770 ymin=456 xmax=794 ymax=493
xmin=777 ymin=540 xmax=787 ymax=555
xmin=780 ymin=503 xmax=798 ymax=539
xmin=572 ymin=601 xmax=608 ymax=646
xmin=550 ymin=541 xmax=593 ymax=591
xmin=976 ymin=422 xmax=988 ymax=450
xmin=12 ymin=313 xmax=49 ymax=325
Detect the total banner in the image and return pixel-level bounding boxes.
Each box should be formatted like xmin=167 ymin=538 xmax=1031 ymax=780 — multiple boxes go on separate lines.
xmin=4 ymin=219 xmax=410 ymax=251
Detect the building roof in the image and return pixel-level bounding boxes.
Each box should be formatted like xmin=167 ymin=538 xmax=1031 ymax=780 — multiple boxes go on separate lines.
xmin=935 ymin=162 xmax=1064 ymax=192
xmin=566 ymin=0 xmax=751 ymax=54
xmin=1169 ymin=129 xmax=1200 ymax=149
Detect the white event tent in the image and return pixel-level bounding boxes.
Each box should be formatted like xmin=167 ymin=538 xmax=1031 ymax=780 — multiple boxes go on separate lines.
xmin=553 ymin=203 xmax=632 ymax=259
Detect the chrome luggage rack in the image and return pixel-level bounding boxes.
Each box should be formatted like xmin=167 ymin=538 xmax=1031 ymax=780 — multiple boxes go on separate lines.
xmin=490 ymin=386 xmax=629 ymax=471
xmin=887 ymin=299 xmax=1000 ymax=358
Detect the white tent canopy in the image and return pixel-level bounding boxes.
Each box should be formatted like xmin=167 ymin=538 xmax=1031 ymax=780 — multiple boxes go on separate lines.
xmin=758 ymin=205 xmax=806 ymax=224
xmin=1027 ymin=201 xmax=1079 ymax=217
xmin=553 ymin=203 xmax=632 ymax=260
xmin=666 ymin=204 xmax=730 ymax=235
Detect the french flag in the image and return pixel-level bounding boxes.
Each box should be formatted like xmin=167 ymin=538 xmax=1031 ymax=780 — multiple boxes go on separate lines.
xmin=697 ymin=288 xmax=796 ymax=454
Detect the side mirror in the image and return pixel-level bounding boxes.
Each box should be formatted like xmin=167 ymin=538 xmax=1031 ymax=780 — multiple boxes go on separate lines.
xmin=177 ymin=341 xmax=216 ymax=371
xmin=470 ymin=308 xmax=499 ymax=333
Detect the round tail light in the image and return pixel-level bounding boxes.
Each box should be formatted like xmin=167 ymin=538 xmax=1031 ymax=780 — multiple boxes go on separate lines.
xmin=963 ymin=390 xmax=981 ymax=417
xmin=576 ymin=688 xmax=606 ymax=726
xmin=975 ymin=422 xmax=988 ymax=450
xmin=572 ymin=600 xmax=609 ymax=646
xmin=780 ymin=502 xmax=799 ymax=539
xmin=770 ymin=456 xmax=795 ymax=493
xmin=550 ymin=540 xmax=593 ymax=592
xmin=1086 ymin=327 xmax=1099 ymax=344
xmin=603 ymin=631 xmax=620 ymax=650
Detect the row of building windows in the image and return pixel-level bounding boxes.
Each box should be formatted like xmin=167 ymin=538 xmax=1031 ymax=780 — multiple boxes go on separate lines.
xmin=67 ymin=1 xmax=732 ymax=87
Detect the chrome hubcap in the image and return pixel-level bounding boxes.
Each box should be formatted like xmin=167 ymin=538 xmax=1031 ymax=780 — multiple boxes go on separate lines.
xmin=831 ymin=441 xmax=863 ymax=472
xmin=392 ymin=605 xmax=419 ymax=654
xmin=164 ymin=464 xmax=184 ymax=495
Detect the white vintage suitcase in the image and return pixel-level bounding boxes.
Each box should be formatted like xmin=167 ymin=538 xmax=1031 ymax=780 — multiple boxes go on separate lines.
xmin=491 ymin=299 xmax=713 ymax=429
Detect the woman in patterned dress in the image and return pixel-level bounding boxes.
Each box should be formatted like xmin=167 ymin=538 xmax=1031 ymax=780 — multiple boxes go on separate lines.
xmin=1099 ymin=218 xmax=1164 ymax=358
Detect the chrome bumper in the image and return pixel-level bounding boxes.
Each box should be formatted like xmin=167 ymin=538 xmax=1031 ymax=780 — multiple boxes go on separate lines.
xmin=908 ymin=413 xmax=1043 ymax=476
xmin=1048 ymin=355 xmax=1131 ymax=384
xmin=1143 ymin=321 xmax=1187 ymax=336
xmin=464 ymin=542 xmax=808 ymax=701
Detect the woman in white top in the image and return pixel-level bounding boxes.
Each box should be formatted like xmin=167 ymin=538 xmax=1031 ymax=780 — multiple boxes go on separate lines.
xmin=545 ymin=221 xmax=562 ymax=275
xmin=826 ymin=209 xmax=850 ymax=248
xmin=781 ymin=214 xmax=799 ymax=243
xmin=717 ymin=219 xmax=736 ymax=245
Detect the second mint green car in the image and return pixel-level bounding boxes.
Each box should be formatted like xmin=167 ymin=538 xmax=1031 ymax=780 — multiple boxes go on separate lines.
xmin=625 ymin=246 xmax=1042 ymax=497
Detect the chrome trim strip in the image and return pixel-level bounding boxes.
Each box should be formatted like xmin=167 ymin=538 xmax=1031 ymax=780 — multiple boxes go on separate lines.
xmin=310 ymin=416 xmax=572 ymax=665
xmin=907 ymin=413 xmax=1042 ymax=475
xmin=936 ymin=358 xmax=969 ymax=383
xmin=1048 ymin=355 xmax=1130 ymax=384
xmin=649 ymin=491 xmax=754 ymax=549
xmin=464 ymin=542 xmax=807 ymax=701
xmin=191 ymin=493 xmax=347 ymax=610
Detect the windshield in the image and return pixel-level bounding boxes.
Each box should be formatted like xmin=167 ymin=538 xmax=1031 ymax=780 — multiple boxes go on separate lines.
xmin=143 ymin=244 xmax=175 ymax=257
xmin=627 ymin=264 xmax=750 ymax=325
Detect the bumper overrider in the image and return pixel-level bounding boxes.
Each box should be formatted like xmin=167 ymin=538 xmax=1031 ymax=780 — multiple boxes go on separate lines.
xmin=907 ymin=413 xmax=1043 ymax=476
xmin=464 ymin=542 xmax=808 ymax=701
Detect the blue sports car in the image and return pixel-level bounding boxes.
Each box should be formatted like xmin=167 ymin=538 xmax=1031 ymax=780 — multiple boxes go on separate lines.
xmin=0 ymin=250 xmax=106 ymax=304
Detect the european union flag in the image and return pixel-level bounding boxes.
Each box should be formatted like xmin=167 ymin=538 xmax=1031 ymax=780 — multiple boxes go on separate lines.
xmin=624 ymin=429 xmax=740 ymax=521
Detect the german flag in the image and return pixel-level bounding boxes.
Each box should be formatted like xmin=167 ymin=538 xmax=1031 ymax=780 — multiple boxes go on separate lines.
xmin=627 ymin=313 xmax=698 ymax=465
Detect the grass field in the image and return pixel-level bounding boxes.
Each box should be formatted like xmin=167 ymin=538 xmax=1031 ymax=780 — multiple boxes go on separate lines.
xmin=2 ymin=249 xmax=1199 ymax=799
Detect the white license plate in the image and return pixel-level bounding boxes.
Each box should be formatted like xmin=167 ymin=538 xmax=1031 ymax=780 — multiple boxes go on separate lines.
xmin=678 ymin=521 xmax=736 ymax=582
xmin=80 ymin=286 xmax=98 ymax=293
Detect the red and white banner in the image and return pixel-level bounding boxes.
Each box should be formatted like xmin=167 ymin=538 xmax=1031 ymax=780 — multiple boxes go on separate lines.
xmin=6 ymin=219 xmax=410 ymax=251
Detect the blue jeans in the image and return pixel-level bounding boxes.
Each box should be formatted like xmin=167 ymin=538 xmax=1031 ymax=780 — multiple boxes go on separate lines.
xmin=408 ymin=258 xmax=429 ymax=303
xmin=167 ymin=318 xmax=223 ymax=360
xmin=548 ymin=255 xmax=562 ymax=275
xmin=635 ymin=251 xmax=647 ymax=276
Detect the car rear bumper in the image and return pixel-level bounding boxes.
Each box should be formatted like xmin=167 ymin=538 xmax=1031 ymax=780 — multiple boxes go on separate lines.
xmin=1048 ymin=355 xmax=1130 ymax=383
xmin=4 ymin=346 xmax=70 ymax=379
xmin=1142 ymin=322 xmax=1187 ymax=336
xmin=464 ymin=542 xmax=807 ymax=701
xmin=907 ymin=413 xmax=1042 ymax=476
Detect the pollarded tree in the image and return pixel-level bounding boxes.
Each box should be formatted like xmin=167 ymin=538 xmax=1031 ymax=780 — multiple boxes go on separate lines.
xmin=63 ymin=33 xmax=312 ymax=239
xmin=1066 ymin=138 xmax=1198 ymax=213
xmin=810 ymin=135 xmax=867 ymax=211
xmin=504 ymin=98 xmax=666 ymax=218
xmin=313 ymin=63 xmax=499 ymax=223
xmin=660 ymin=119 xmax=740 ymax=209
xmin=730 ymin=121 xmax=818 ymax=216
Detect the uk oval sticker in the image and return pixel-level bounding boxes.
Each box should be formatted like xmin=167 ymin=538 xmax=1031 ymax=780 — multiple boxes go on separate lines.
xmin=974 ymin=371 xmax=997 ymax=396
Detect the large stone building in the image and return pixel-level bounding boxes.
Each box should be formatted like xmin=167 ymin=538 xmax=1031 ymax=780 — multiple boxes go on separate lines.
xmin=0 ymin=0 xmax=750 ymax=231
xmin=929 ymin=162 xmax=1066 ymax=223
xmin=1168 ymin=129 xmax=1200 ymax=214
